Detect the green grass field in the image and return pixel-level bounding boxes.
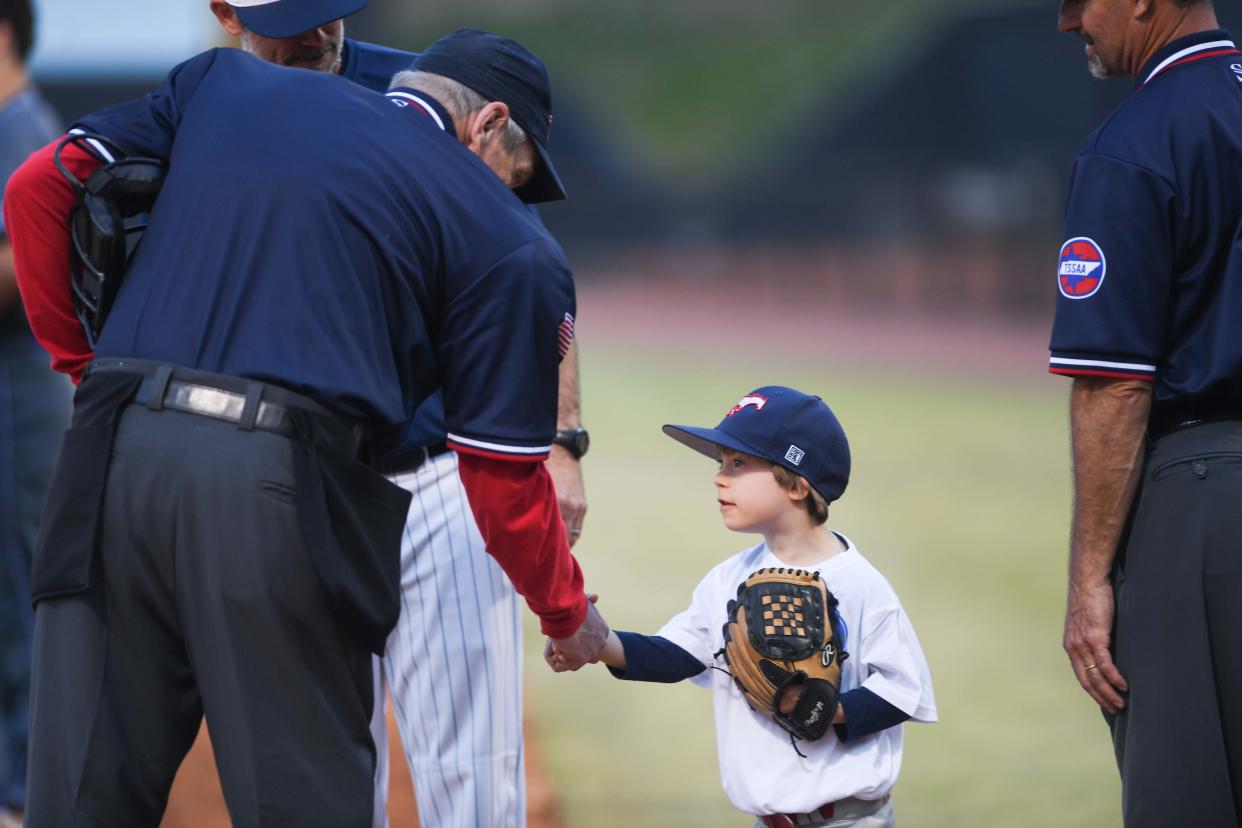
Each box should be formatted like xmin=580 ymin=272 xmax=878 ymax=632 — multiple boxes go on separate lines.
xmin=521 ymin=336 xmax=1122 ymax=827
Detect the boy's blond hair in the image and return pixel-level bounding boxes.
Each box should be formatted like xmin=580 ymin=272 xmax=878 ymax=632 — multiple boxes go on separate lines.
xmin=770 ymin=464 xmax=830 ymax=525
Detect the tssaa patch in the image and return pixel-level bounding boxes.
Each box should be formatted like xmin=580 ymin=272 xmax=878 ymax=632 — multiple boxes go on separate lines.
xmin=1058 ymin=237 xmax=1106 ymax=299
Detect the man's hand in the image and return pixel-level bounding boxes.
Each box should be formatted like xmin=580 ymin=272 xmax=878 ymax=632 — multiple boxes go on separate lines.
xmin=1065 ymin=376 xmax=1147 ymax=713
xmin=1064 ymin=578 xmax=1127 ymax=713
xmin=548 ymin=444 xmax=587 ymax=546
xmin=544 ymin=596 xmax=608 ymax=672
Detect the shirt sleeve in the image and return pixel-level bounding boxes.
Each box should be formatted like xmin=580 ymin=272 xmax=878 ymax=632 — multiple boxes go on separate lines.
xmin=2 ymin=139 xmax=101 ymax=378
xmin=654 ymin=571 xmax=723 ymax=689
xmin=833 ymin=687 xmax=911 ymax=743
xmin=455 ymin=451 xmax=587 ymax=638
xmin=1048 ymin=154 xmax=1175 ymax=380
xmin=70 ymin=49 xmax=218 ymax=160
xmin=607 ymin=633 xmax=707 ymax=683
xmin=854 ymin=604 xmax=937 ymax=723
xmin=438 ymin=238 xmax=575 ymax=461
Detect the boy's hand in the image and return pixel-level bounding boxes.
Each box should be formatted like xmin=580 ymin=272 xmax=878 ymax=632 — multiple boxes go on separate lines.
xmin=546 ymin=595 xmax=626 ymax=673
xmin=778 ymin=686 xmax=846 ymax=723
xmin=545 ymin=596 xmax=608 ymax=671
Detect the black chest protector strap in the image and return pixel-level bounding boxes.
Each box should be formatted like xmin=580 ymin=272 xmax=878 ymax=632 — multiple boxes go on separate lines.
xmin=54 ymin=132 xmax=167 ymax=348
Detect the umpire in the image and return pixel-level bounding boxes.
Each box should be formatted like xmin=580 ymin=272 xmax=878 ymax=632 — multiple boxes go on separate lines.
xmin=1052 ymin=0 xmax=1242 ymax=824
xmin=3 ymin=37 xmax=606 ymax=828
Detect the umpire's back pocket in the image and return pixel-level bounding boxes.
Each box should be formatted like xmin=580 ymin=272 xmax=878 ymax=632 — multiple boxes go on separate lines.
xmin=30 ymin=425 xmax=115 ymax=603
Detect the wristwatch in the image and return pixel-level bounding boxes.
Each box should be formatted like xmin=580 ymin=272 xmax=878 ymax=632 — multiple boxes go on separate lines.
xmin=551 ymin=427 xmax=590 ymax=459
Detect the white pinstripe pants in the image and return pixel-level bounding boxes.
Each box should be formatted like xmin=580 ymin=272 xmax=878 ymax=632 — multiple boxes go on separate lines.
xmin=372 ymin=451 xmax=526 ymax=828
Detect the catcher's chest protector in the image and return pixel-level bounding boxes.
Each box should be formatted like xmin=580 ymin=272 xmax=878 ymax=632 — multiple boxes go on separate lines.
xmin=720 ymin=568 xmax=848 ymax=743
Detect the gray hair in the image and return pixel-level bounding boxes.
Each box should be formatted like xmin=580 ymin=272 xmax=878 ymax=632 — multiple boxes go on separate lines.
xmin=389 ymin=70 xmax=528 ymax=151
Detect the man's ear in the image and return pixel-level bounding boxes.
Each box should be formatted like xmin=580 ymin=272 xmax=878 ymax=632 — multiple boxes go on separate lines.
xmin=1132 ymin=0 xmax=1153 ymax=21
xmin=465 ymin=101 xmax=511 ymax=151
xmin=210 ymin=1 xmax=245 ymax=37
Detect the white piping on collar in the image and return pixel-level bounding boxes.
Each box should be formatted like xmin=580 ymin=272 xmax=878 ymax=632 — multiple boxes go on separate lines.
xmin=385 ymin=91 xmax=446 ymax=132
xmin=1142 ymin=39 xmax=1236 ymax=85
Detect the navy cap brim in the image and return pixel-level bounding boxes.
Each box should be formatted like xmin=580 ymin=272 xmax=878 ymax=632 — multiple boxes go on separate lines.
xmin=233 ymin=0 xmax=366 ymax=39
xmin=662 ymin=424 xmax=767 ymax=463
xmin=513 ymin=138 xmax=566 ymax=204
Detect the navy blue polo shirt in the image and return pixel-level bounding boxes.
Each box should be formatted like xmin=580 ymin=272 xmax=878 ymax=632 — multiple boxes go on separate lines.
xmin=73 ymin=48 xmax=574 ymax=458
xmin=1050 ymin=30 xmax=1242 ymax=424
xmin=339 ymin=38 xmax=450 ymax=454
xmin=340 ymin=37 xmax=416 ymax=92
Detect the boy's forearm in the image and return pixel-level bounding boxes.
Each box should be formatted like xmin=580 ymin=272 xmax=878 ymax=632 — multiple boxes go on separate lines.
xmin=606 ymin=632 xmax=705 ymax=682
xmin=833 ymin=687 xmax=910 ymax=742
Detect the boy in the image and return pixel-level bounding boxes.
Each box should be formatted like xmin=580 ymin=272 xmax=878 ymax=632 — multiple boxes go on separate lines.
xmin=550 ymin=386 xmax=936 ymax=827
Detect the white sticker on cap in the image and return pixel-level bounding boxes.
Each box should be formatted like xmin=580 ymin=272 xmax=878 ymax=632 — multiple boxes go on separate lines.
xmin=785 ymin=445 xmax=805 ymax=466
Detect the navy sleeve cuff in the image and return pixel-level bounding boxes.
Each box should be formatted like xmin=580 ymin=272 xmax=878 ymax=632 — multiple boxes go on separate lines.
xmin=833 ymin=687 xmax=911 ymax=743
xmin=1048 ymin=351 xmax=1157 ymax=381
xmin=606 ymin=632 xmax=706 ymax=683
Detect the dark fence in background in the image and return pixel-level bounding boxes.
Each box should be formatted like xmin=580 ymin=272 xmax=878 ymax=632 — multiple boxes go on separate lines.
xmin=36 ymin=6 xmax=1242 ymax=314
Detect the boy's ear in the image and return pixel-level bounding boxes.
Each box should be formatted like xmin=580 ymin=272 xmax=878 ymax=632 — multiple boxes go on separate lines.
xmin=787 ymin=476 xmax=811 ymax=503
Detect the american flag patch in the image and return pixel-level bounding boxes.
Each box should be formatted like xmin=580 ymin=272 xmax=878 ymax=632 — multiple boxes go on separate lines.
xmin=557 ymin=312 xmax=575 ymax=358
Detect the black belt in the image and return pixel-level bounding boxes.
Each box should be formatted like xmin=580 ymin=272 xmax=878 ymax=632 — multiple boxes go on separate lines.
xmin=374 ymin=442 xmax=452 ymax=476
xmin=1148 ymin=404 xmax=1242 ymax=441
xmin=85 ymin=358 xmax=367 ymax=451
xmin=760 ymin=794 xmax=890 ymax=827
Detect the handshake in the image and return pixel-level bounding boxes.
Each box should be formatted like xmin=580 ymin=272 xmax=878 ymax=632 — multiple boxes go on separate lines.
xmin=544 ymin=593 xmax=610 ymax=672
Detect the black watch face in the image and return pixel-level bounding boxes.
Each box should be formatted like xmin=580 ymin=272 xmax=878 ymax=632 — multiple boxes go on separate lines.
xmin=557 ymin=429 xmax=589 ymax=458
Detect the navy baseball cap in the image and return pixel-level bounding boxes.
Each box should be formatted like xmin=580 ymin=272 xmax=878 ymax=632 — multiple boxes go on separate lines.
xmin=227 ymin=0 xmax=366 ymax=39
xmin=663 ymin=386 xmax=851 ymax=503
xmin=411 ymin=29 xmax=566 ymax=204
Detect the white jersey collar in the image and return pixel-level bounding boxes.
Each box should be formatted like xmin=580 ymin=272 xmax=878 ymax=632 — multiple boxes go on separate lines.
xmin=1141 ymin=37 xmax=1238 ymax=86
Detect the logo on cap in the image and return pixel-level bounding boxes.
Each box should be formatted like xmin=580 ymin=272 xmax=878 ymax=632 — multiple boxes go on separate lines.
xmin=727 ymin=394 xmax=768 ymax=417
xmin=1058 ymin=237 xmax=1106 ymax=300
xmin=785 ymin=445 xmax=805 ymax=466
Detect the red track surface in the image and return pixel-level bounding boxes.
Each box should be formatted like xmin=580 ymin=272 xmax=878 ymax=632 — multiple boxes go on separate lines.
xmin=161 ymin=705 xmax=562 ymax=827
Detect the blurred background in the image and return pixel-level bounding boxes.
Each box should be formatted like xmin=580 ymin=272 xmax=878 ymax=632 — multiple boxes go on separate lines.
xmin=28 ymin=0 xmax=1242 ymax=825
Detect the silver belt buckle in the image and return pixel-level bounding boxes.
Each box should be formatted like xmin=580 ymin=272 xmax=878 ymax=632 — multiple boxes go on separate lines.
xmin=172 ymin=384 xmax=245 ymax=421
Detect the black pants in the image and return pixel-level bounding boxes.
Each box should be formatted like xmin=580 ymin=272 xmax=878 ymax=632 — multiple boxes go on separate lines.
xmin=1111 ymin=421 xmax=1242 ymax=827
xmin=26 ymin=402 xmax=376 ymax=827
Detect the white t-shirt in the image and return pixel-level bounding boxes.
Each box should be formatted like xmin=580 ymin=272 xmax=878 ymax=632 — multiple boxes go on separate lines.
xmin=656 ymin=534 xmax=937 ymax=816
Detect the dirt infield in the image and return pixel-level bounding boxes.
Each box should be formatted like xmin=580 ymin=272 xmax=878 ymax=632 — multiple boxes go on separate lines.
xmin=160 ymin=702 xmax=562 ymax=827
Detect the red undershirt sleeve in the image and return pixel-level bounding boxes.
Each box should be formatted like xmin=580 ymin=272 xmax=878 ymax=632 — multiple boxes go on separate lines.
xmin=456 ymin=451 xmax=588 ymax=639
xmin=2 ymin=139 xmax=101 ymax=381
